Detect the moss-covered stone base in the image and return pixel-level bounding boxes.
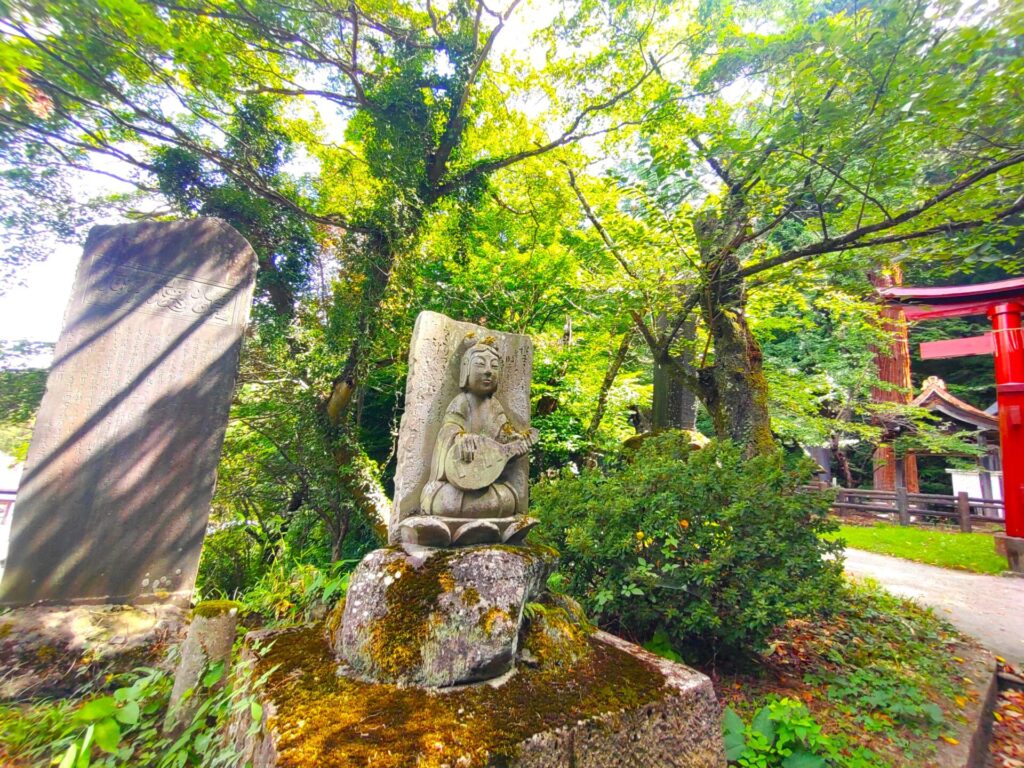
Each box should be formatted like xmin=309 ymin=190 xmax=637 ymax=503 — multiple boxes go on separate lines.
xmin=232 ymin=622 xmax=724 ymax=768
xmin=333 ymin=545 xmax=557 ymax=687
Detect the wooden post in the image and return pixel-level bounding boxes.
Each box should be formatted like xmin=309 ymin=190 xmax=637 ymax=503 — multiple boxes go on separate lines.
xmin=896 ymin=487 xmax=910 ymax=526
xmin=957 ymin=492 xmax=972 ymax=533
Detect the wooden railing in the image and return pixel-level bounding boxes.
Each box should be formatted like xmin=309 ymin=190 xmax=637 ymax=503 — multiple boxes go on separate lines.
xmin=806 ymin=485 xmax=1005 ymax=533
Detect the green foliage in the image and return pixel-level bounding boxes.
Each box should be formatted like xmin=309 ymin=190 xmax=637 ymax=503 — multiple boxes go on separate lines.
xmin=533 ymin=434 xmax=845 ymax=660
xmin=719 ymin=579 xmax=969 ymax=767
xmin=236 ymin=557 xmax=353 ymax=626
xmin=796 ymin=579 xmax=964 ymax=759
xmin=823 ymin=668 xmax=944 ymax=735
xmin=0 ymin=657 xmax=266 ymax=767
xmin=724 ymin=699 xmax=837 ymax=768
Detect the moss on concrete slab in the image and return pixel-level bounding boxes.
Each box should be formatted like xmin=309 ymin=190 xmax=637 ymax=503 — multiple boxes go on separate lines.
xmin=251 ymin=622 xmax=667 ymax=768
xmin=191 ymin=599 xmax=242 ymax=619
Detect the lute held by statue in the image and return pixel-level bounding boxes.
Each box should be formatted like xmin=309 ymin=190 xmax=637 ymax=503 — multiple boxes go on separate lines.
xmin=445 ymin=429 xmax=539 ymax=491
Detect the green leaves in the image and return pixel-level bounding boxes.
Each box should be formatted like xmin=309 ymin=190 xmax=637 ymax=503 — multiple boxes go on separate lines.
xmin=723 ymin=699 xmax=834 ymax=768
xmin=723 ymin=708 xmax=747 ymax=761
xmin=533 ymin=434 xmax=844 ymax=658
xmin=75 ymin=697 xmax=118 ymax=722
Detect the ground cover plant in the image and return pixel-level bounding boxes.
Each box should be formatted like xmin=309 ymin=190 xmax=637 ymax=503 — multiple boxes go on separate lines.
xmin=716 ymin=580 xmax=979 ymax=768
xmin=0 ymin=647 xmax=267 ymax=767
xmin=830 ymin=523 xmax=1006 ymax=575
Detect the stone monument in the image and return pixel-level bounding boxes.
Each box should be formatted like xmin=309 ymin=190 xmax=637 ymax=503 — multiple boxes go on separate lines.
xmin=233 ymin=312 xmax=725 ymax=767
xmin=0 ymin=218 xmax=257 ymax=606
xmin=391 ymin=311 xmax=538 ymax=547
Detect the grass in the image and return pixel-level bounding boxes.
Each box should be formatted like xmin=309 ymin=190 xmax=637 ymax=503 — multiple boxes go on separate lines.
xmin=827 ymin=522 xmax=1007 ymax=575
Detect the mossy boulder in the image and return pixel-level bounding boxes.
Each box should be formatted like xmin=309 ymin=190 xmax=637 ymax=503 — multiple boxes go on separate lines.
xmin=332 ymin=544 xmax=557 ymax=687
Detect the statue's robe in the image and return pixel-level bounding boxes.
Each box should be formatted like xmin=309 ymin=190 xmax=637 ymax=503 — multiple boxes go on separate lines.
xmin=420 ymin=392 xmax=519 ymax=518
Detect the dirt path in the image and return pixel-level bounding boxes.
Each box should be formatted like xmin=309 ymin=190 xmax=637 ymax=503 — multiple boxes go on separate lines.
xmin=844 ymin=548 xmax=1024 ymax=665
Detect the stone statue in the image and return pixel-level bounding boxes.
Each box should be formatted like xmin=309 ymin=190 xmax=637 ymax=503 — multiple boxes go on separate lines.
xmin=394 ymin=315 xmax=538 ymax=547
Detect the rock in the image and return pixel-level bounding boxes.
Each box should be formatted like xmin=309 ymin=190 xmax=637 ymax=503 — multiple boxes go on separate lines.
xmin=331 ymin=544 xmax=557 ymax=687
xmin=164 ymin=600 xmax=240 ymax=733
xmin=231 ymin=622 xmax=726 ymax=768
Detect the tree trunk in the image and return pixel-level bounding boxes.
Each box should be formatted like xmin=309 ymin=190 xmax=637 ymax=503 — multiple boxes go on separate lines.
xmin=868 ymin=268 xmax=919 ymax=492
xmin=320 ymin=228 xmax=407 ymax=529
xmin=694 ymin=213 xmax=775 ymax=456
xmin=586 ymin=328 xmax=633 ymax=440
xmin=325 ymin=229 xmax=404 ymax=425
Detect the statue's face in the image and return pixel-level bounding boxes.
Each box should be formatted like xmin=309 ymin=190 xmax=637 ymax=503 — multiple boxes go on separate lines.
xmin=466 ymin=351 xmax=500 ymax=396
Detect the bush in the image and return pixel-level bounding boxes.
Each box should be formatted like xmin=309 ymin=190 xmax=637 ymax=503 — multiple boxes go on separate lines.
xmin=532 ymin=433 xmax=844 ymax=662
xmin=196 ymin=525 xmax=269 ymax=598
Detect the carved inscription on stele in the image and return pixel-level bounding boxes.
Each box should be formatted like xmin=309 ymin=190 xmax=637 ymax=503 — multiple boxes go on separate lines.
xmin=94 ymin=264 xmax=239 ymax=326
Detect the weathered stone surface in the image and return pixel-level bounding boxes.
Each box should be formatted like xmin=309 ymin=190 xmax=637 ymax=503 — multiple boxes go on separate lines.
xmin=995 ymin=533 xmax=1024 ymax=573
xmin=231 ymin=622 xmax=725 ymax=768
xmin=391 ymin=311 xmax=534 ymax=544
xmin=165 ymin=600 xmax=240 ymax=733
xmin=332 ymin=544 xmax=557 ymax=686
xmin=512 ymin=632 xmax=725 ymax=768
xmin=0 ymin=219 xmax=256 ymax=606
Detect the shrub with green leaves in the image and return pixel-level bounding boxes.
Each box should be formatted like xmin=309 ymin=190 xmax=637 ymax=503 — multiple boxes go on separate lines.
xmin=532 ymin=434 xmax=844 ymax=660
xmin=0 ymin=657 xmax=267 ymax=768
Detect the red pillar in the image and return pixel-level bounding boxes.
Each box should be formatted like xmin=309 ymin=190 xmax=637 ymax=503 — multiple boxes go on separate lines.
xmin=989 ymin=301 xmax=1024 ymax=538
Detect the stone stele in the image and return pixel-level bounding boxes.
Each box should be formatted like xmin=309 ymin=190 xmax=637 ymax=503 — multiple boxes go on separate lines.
xmin=0 ymin=218 xmax=256 ymax=607
xmin=391 ymin=311 xmax=535 ymax=548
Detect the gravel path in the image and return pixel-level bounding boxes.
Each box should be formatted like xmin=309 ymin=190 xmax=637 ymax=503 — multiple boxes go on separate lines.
xmin=843 ymin=548 xmax=1024 ymax=665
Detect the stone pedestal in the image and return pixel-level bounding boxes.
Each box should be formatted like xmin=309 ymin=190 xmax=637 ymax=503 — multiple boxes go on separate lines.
xmin=995 ymin=533 xmax=1024 ymax=573
xmin=231 ymin=622 xmax=726 ymax=767
xmin=333 ymin=545 xmax=556 ymax=687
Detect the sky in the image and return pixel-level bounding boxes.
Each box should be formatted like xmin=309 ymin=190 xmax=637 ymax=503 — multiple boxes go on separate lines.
xmin=0 ymin=243 xmax=79 ymax=361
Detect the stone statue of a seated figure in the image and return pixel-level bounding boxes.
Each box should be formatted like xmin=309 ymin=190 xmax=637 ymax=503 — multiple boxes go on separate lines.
xmin=397 ymin=335 xmax=538 ymax=548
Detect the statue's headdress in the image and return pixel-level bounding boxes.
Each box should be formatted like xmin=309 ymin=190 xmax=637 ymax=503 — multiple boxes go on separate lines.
xmin=459 ymin=339 xmax=501 ymax=389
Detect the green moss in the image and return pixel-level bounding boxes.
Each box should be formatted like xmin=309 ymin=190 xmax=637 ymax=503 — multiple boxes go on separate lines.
xmin=366 ymin=549 xmax=463 ymax=679
xmin=521 ymin=597 xmax=592 ymax=669
xmin=324 ymin=598 xmax=345 ymax=642
xmin=460 ymin=586 xmax=481 ymax=606
xmin=250 ymin=621 xmax=668 ymax=768
xmin=191 ymin=599 xmax=242 ymax=619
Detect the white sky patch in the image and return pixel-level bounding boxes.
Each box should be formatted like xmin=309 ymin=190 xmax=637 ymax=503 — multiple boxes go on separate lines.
xmin=0 ymin=242 xmax=79 ymax=361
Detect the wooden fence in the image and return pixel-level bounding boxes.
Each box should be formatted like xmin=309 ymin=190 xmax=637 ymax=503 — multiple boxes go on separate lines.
xmin=810 ymin=485 xmax=1005 ymax=533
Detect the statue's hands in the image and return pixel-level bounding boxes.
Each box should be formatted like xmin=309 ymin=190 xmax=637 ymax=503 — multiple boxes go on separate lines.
xmin=457 ymin=435 xmax=478 ymax=463
xmin=511 ymin=429 xmax=539 ymax=457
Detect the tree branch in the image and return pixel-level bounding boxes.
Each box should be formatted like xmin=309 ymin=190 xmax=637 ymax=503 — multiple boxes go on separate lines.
xmin=739 ymin=152 xmax=1024 ymax=278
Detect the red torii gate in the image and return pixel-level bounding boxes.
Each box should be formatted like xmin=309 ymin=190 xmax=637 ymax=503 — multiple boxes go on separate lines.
xmin=879 ymin=276 xmax=1024 ymax=572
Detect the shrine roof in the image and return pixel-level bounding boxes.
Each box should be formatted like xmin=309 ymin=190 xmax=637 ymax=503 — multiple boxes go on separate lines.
xmin=911 ymin=376 xmax=999 ymax=433
xmin=879 ymin=276 xmax=1024 ymax=303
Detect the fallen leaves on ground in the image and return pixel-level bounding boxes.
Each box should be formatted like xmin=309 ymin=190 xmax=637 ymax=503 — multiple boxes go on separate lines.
xmin=990 ymin=663 xmax=1024 ymax=768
